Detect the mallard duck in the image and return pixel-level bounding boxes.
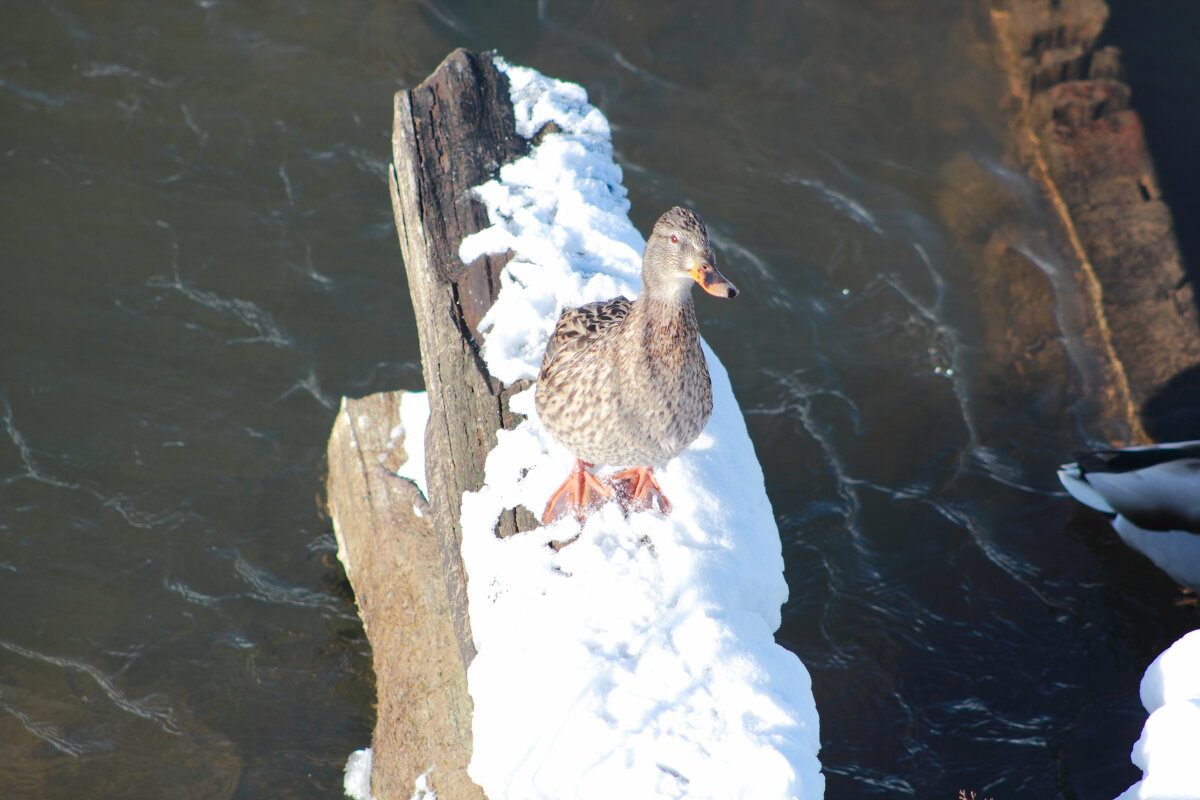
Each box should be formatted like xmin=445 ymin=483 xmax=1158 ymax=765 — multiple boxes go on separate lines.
xmin=535 ymin=206 xmax=738 ymax=523
xmin=1058 ymin=440 xmax=1200 ymax=590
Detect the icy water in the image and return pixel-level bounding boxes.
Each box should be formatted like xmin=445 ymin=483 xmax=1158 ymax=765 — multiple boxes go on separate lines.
xmin=2 ymin=1 xmax=1197 ymax=798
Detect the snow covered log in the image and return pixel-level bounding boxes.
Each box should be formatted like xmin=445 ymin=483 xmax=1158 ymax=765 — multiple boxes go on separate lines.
xmin=326 ymin=392 xmax=482 ymax=800
xmin=429 ymin=56 xmax=823 ymax=799
xmin=330 ymin=47 xmax=824 ymax=799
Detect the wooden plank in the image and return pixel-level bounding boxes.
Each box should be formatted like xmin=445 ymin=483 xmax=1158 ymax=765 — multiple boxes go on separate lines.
xmin=326 ymin=392 xmax=482 ymax=800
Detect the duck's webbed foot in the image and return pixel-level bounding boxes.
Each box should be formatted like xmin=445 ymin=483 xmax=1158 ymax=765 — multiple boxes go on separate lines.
xmin=542 ymin=459 xmax=614 ymax=524
xmin=611 ymin=466 xmax=671 ymax=514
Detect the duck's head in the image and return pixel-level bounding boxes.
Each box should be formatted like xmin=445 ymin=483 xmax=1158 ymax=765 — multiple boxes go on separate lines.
xmin=642 ymin=206 xmax=738 ymax=303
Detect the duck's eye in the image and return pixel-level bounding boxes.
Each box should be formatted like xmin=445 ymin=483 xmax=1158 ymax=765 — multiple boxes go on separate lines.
xmin=669 ymin=234 xmax=680 ymax=244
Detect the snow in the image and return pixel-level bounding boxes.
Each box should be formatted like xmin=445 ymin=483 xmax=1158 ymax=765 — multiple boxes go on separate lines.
xmin=343 ymin=748 xmax=374 ymax=800
xmin=440 ymin=56 xmax=823 ymax=799
xmin=457 ymin=62 xmax=641 ymax=387
xmin=343 ymin=748 xmax=437 ymax=800
xmin=410 ymin=771 xmax=438 ymax=800
xmin=396 ymin=391 xmax=429 ymax=498
xmin=1116 ymin=631 xmax=1200 ymax=800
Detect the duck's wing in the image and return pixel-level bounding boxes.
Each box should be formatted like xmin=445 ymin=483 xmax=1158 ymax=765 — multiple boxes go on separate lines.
xmin=1072 ymin=440 xmax=1200 ymax=474
xmin=538 ymin=296 xmax=631 ymax=380
xmin=1082 ymin=460 xmax=1200 ymax=533
xmin=1058 ymin=463 xmax=1117 ymax=514
xmin=1113 ymin=515 xmax=1200 ymax=590
xmin=1060 ymin=441 xmax=1200 ymax=533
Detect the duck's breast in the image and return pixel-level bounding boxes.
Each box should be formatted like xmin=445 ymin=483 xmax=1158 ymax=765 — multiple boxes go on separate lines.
xmin=536 ymin=301 xmax=712 ymax=467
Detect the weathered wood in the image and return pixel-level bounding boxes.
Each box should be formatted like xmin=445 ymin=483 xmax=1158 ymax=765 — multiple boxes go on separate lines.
xmin=326 ymin=392 xmax=481 ymax=800
xmin=985 ymin=0 xmax=1200 ymax=442
xmin=388 ymin=48 xmax=538 ymax=674
xmin=325 ymin=47 xmax=550 ymax=800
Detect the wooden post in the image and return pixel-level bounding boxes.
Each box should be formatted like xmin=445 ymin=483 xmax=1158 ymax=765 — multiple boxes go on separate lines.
xmin=388 ymin=48 xmax=538 ymax=670
xmin=326 ymin=48 xmax=541 ymax=799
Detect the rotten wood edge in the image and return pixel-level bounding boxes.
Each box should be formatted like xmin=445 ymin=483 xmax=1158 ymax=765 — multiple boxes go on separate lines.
xmin=326 ymin=47 xmax=547 ymax=800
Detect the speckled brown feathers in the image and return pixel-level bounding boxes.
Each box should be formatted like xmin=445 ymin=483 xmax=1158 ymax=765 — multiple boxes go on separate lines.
xmin=535 ymin=206 xmax=735 ymax=477
xmin=538 ymin=296 xmax=631 ymax=375
xmin=536 ymin=296 xmax=712 ymax=467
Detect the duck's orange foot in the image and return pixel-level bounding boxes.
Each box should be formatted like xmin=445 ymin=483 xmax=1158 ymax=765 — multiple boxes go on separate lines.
xmin=611 ymin=466 xmax=671 ymax=515
xmin=542 ymin=459 xmax=615 ymax=524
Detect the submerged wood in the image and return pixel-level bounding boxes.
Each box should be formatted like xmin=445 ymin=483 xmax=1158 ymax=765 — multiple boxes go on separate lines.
xmin=984 ymin=0 xmax=1200 ymax=442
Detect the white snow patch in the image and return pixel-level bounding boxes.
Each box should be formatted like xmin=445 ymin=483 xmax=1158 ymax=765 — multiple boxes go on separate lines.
xmin=446 ymin=56 xmax=823 ymax=800
xmin=410 ymin=770 xmax=437 ymax=800
xmin=1116 ymin=630 xmax=1200 ymax=800
xmin=343 ymin=747 xmax=375 ymax=800
xmin=395 ymin=391 xmax=430 ymax=499
xmin=458 ymin=58 xmax=643 ymax=386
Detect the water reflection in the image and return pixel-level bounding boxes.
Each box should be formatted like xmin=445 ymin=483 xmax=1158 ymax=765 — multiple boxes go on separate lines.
xmin=1 ymin=1 xmax=1195 ymax=797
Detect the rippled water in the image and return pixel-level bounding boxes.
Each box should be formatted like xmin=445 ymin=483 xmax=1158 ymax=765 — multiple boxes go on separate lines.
xmin=2 ymin=1 xmax=1197 ymax=798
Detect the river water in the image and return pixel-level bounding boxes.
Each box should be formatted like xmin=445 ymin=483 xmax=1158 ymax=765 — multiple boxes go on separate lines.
xmin=2 ymin=1 xmax=1197 ymax=798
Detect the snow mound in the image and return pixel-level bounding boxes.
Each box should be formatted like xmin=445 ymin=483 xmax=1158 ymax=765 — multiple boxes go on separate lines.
xmin=443 ymin=56 xmax=824 ymax=800
xmin=343 ymin=748 xmax=374 ymax=800
xmin=1116 ymin=630 xmax=1200 ymax=800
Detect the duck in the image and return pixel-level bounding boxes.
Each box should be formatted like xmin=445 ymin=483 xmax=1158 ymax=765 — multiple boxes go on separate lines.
xmin=1057 ymin=440 xmax=1200 ymax=590
xmin=535 ymin=206 xmax=738 ymax=523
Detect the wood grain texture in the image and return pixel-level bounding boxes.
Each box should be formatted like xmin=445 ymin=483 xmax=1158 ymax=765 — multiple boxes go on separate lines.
xmin=389 ymin=48 xmax=538 ymax=673
xmin=326 ymin=392 xmax=483 ymax=800
xmin=326 ymin=47 xmax=550 ymax=800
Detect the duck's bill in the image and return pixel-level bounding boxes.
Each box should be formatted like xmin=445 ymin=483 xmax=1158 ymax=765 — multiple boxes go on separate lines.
xmin=689 ymin=262 xmax=739 ymax=299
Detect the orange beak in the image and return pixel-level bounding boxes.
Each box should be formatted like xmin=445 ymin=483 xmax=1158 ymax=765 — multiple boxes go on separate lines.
xmin=689 ymin=261 xmax=739 ymax=299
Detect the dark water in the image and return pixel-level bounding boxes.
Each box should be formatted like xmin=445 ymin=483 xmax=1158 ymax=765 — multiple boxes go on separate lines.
xmin=2 ymin=1 xmax=1197 ymax=798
